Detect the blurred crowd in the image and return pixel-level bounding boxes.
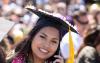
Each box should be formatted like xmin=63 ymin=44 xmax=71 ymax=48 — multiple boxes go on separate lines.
xmin=0 ymin=0 xmax=100 ymax=63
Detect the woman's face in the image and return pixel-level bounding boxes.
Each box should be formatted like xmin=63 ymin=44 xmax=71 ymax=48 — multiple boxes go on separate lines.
xmin=31 ymin=26 xmax=60 ymax=60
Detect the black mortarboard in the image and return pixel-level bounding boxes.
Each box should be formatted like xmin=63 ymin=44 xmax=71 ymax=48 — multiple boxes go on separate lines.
xmin=25 ymin=5 xmax=77 ymax=36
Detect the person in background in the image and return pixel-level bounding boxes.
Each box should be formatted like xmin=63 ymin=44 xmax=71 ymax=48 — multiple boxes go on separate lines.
xmin=56 ymin=2 xmax=67 ymax=17
xmin=73 ymin=10 xmax=89 ymax=38
xmin=75 ymin=27 xmax=100 ymax=63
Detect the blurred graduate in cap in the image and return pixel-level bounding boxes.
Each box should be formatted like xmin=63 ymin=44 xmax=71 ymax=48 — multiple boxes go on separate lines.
xmin=7 ymin=2 xmax=77 ymax=63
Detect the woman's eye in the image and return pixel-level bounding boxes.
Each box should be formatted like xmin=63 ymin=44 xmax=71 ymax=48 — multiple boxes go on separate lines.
xmin=40 ymin=35 xmax=45 ymax=39
xmin=52 ymin=41 xmax=57 ymax=44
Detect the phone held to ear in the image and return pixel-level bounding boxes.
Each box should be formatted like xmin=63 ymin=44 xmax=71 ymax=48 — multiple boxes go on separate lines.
xmin=52 ymin=51 xmax=64 ymax=63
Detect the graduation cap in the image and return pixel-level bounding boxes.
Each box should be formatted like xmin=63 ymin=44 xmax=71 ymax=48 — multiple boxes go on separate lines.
xmin=25 ymin=5 xmax=77 ymax=35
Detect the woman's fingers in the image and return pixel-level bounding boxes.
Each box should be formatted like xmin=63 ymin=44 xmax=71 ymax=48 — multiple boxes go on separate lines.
xmin=53 ymin=55 xmax=64 ymax=63
xmin=53 ymin=59 xmax=61 ymax=63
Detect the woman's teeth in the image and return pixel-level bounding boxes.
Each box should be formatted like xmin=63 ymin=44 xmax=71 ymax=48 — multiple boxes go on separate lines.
xmin=39 ymin=48 xmax=48 ymax=53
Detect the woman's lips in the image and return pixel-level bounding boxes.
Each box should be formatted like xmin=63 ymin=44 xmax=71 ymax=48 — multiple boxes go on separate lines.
xmin=39 ymin=48 xmax=49 ymax=54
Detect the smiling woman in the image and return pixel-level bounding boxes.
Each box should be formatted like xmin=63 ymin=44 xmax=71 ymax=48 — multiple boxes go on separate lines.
xmin=31 ymin=27 xmax=60 ymax=62
xmin=7 ymin=5 xmax=77 ymax=63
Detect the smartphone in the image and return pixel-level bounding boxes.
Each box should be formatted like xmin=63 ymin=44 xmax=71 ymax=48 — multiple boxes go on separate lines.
xmin=51 ymin=50 xmax=61 ymax=61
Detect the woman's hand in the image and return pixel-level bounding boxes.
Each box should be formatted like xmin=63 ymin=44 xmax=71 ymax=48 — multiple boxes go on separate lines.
xmin=53 ymin=55 xmax=64 ymax=63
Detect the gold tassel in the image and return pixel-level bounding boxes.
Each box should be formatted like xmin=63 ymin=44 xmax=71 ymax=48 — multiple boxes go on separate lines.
xmin=66 ymin=26 xmax=74 ymax=63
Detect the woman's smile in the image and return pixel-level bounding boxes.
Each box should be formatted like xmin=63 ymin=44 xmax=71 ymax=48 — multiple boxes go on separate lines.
xmin=39 ymin=48 xmax=49 ymax=54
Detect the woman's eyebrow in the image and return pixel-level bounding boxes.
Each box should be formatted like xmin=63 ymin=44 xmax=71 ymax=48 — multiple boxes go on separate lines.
xmin=40 ymin=32 xmax=47 ymax=37
xmin=41 ymin=32 xmax=59 ymax=40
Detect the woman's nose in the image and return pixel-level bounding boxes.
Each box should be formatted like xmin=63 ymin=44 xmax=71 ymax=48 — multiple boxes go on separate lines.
xmin=44 ymin=41 xmax=51 ymax=48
